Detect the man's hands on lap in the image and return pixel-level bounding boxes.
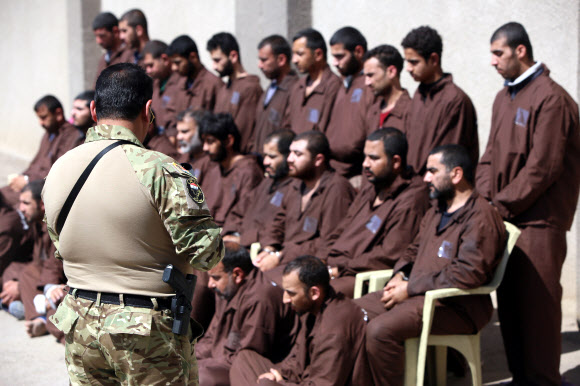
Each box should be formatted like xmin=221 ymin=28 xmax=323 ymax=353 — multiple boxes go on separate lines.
xmin=381 ymin=273 xmax=409 ymax=309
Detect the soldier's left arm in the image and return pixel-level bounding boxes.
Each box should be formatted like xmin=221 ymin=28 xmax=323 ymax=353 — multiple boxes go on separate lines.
xmin=157 ymin=163 xmax=224 ymax=271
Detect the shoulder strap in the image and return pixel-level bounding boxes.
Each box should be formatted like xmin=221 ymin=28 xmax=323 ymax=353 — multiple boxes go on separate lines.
xmin=55 ymin=140 xmax=136 ymax=234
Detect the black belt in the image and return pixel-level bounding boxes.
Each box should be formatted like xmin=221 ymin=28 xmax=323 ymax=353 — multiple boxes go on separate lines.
xmin=69 ymin=287 xmax=173 ymax=310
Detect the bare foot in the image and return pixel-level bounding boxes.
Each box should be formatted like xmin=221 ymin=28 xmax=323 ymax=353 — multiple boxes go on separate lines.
xmin=25 ymin=318 xmax=47 ymax=337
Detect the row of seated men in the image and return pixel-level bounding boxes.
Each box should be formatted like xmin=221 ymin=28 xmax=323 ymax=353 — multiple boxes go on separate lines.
xmin=0 ymin=123 xmax=506 ymax=385
xmin=0 ymin=92 xmax=98 ymax=337
xmin=88 ymin=9 xmax=478 ymax=182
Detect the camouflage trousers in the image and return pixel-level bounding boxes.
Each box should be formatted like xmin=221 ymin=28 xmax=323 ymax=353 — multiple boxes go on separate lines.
xmin=51 ymin=293 xmax=199 ymax=385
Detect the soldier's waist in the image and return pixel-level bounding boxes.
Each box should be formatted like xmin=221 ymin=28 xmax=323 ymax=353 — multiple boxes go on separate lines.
xmin=68 ymin=287 xmax=173 ymax=310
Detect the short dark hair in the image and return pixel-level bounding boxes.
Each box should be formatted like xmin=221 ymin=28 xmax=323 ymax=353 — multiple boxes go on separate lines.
xmin=284 ymin=255 xmax=330 ymax=292
xmin=74 ymin=90 xmax=95 ymax=108
xmin=143 ymin=40 xmax=168 ymax=59
xmin=429 ymin=144 xmax=474 ymax=185
xmin=265 ymin=130 xmax=295 ymax=157
xmin=367 ymin=127 xmax=408 ymax=168
xmin=92 ymin=12 xmax=118 ymax=31
xmin=34 ymin=95 xmax=62 ymax=113
xmin=329 ymin=26 xmax=367 ymax=53
xmin=167 ymin=35 xmax=198 ymax=57
xmin=94 ymin=63 xmax=152 ymax=121
xmin=363 ymin=44 xmax=404 ymax=75
xmin=207 ymin=32 xmax=240 ymax=57
xmin=120 ymin=9 xmax=147 ymax=33
xmin=293 ymin=131 xmax=331 ymax=168
xmin=490 ymin=22 xmax=534 ymax=61
xmin=293 ymin=28 xmax=327 ymax=58
xmin=222 ymin=242 xmax=254 ymax=275
xmin=199 ymin=113 xmax=241 ymax=153
xmin=22 ymin=179 xmax=45 ymax=204
xmin=176 ymin=108 xmax=210 ymax=126
xmin=401 ymin=26 xmax=443 ymax=62
xmin=258 ymin=35 xmax=292 ymax=63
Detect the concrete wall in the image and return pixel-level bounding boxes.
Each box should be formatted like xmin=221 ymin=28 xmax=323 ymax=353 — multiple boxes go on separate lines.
xmin=0 ymin=1 xmax=71 ymax=158
xmin=313 ymin=0 xmax=579 ymax=151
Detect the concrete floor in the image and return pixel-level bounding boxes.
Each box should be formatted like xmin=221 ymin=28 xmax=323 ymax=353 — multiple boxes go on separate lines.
xmin=1 ymin=151 xmax=579 ymax=385
xmin=1 ymin=305 xmax=578 ymax=385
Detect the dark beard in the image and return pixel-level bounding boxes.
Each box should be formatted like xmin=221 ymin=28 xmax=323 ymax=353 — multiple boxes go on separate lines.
xmin=429 ymin=183 xmax=455 ymax=204
xmin=339 ymin=55 xmax=361 ymax=77
xmin=219 ymin=60 xmax=234 ymax=77
xmin=209 ymin=143 xmax=228 ymax=163
xmin=271 ymin=159 xmax=289 ymax=180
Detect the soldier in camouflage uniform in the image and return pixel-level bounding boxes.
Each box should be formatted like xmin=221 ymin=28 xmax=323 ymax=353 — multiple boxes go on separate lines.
xmin=42 ymin=63 xmax=224 ymax=385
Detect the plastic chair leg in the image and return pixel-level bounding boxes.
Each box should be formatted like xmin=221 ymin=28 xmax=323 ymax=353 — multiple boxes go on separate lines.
xmin=404 ymin=338 xmax=419 ymax=386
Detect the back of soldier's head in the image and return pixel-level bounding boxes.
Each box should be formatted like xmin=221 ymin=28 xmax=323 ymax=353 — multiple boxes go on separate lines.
xmin=364 ymin=44 xmax=404 ymax=75
xmin=94 ymin=63 xmax=152 ymax=121
xmin=401 ymin=25 xmax=443 ymax=62
xmin=330 ymin=26 xmax=367 ymax=53
xmin=92 ymin=12 xmax=118 ymax=31
xmin=168 ymin=35 xmax=198 ymax=58
xmin=293 ymin=28 xmax=327 ymax=58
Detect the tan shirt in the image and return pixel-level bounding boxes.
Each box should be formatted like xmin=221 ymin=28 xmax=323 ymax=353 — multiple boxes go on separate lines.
xmin=43 ymin=125 xmax=223 ymax=297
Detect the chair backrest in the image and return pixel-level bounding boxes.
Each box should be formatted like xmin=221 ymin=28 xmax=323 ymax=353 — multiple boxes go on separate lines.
xmin=485 ymin=221 xmax=521 ymax=290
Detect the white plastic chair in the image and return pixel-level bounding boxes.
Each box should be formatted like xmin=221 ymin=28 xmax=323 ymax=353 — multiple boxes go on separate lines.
xmin=404 ymin=221 xmax=521 ymax=386
xmin=353 ymin=269 xmax=393 ymax=299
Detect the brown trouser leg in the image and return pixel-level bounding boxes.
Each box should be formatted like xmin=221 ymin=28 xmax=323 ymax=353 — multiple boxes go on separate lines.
xmin=365 ymin=295 xmax=476 ymax=386
xmin=18 ymin=262 xmax=42 ymax=320
xmin=198 ymin=358 xmax=231 ymax=386
xmin=230 ymin=349 xmax=275 ymax=386
xmin=191 ymin=270 xmax=215 ymax=332
xmin=497 ymin=226 xmax=565 ymax=386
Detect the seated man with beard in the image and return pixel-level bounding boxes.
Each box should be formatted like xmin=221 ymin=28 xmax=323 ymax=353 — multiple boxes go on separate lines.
xmin=222 ymin=130 xmax=295 ymax=249
xmin=175 ymin=108 xmax=212 ymax=183
xmin=355 ymin=145 xmax=506 ymax=385
xmin=196 ymin=242 xmax=294 ymax=386
xmin=230 ymin=256 xmax=370 ymax=386
xmin=324 ymin=128 xmax=429 ymax=298
xmin=192 ymin=113 xmax=263 ymax=330
xmin=199 ymin=113 xmax=263 ymax=227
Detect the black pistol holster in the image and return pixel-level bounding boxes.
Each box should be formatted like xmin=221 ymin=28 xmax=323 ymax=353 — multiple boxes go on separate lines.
xmin=162 ymin=264 xmax=197 ymax=335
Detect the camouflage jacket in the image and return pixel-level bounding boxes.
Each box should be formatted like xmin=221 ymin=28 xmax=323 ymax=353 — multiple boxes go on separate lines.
xmin=44 ymin=125 xmax=223 ymax=279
